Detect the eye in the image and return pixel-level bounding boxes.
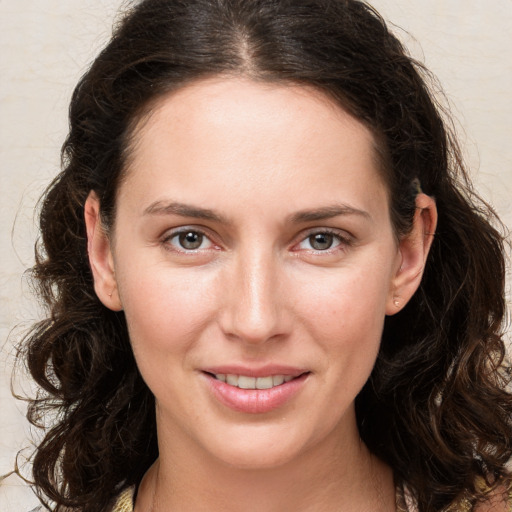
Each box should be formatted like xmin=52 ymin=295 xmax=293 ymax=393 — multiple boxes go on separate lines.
xmin=295 ymin=230 xmax=349 ymax=252
xmin=165 ymin=229 xmax=214 ymax=251
xmin=307 ymin=233 xmax=337 ymax=251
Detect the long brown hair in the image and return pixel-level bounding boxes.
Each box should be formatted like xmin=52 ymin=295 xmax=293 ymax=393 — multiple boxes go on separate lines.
xmin=19 ymin=1 xmax=511 ymax=510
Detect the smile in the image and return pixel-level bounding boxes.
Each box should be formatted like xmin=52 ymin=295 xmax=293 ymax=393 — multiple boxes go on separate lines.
xmin=204 ymin=371 xmax=309 ymax=414
xmin=213 ymin=374 xmax=295 ymax=389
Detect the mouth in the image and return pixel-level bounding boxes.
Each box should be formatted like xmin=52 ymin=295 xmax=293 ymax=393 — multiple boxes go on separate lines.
xmin=202 ymin=370 xmax=310 ymax=413
xmin=205 ymin=373 xmax=302 ymax=390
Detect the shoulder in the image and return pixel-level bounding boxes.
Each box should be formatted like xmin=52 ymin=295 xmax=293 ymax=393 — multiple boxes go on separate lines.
xmin=109 ymin=486 xmax=136 ymax=512
xmin=472 ymin=481 xmax=512 ymax=512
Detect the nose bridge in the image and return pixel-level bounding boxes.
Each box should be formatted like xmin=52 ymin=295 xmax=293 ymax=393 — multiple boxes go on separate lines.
xmin=221 ymin=244 xmax=286 ymax=344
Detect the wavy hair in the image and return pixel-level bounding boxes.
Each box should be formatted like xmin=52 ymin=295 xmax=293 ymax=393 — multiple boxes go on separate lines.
xmin=19 ymin=0 xmax=511 ymax=510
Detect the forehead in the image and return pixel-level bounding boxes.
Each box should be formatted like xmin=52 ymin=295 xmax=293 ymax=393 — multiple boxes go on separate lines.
xmin=119 ymin=77 xmax=388 ymax=219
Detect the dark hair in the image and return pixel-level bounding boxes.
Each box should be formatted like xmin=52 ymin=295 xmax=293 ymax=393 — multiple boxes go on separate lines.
xmin=19 ymin=0 xmax=511 ymax=511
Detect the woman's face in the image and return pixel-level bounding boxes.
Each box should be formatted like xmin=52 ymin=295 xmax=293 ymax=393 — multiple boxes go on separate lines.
xmin=88 ymin=78 xmax=430 ymax=469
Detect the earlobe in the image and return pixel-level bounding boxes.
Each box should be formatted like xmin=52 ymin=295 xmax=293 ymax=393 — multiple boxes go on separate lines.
xmin=84 ymin=192 xmax=123 ymax=311
xmin=386 ymin=193 xmax=437 ymax=315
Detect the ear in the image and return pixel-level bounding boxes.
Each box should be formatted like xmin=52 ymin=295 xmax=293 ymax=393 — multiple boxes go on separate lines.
xmin=386 ymin=193 xmax=437 ymax=315
xmin=84 ymin=191 xmax=123 ymax=311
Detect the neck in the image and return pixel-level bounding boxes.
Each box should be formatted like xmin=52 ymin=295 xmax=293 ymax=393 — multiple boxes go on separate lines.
xmin=135 ymin=410 xmax=395 ymax=512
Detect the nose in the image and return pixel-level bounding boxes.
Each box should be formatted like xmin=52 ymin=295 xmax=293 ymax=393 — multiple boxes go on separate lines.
xmin=219 ymin=250 xmax=290 ymax=345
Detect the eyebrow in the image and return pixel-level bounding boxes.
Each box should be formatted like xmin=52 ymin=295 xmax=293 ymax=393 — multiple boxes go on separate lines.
xmin=143 ymin=200 xmax=371 ymax=224
xmin=290 ymin=204 xmax=371 ymax=223
xmin=143 ymin=201 xmax=230 ymax=224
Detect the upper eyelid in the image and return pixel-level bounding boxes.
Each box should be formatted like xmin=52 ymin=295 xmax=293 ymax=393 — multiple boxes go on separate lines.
xmin=162 ymin=225 xmax=213 ymax=239
xmin=294 ymin=227 xmax=353 ymax=243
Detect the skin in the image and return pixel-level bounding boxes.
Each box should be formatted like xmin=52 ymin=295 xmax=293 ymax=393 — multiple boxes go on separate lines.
xmin=85 ymin=77 xmax=437 ymax=511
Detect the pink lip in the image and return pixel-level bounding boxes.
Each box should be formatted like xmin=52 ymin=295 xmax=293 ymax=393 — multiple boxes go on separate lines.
xmin=202 ymin=370 xmax=309 ymax=414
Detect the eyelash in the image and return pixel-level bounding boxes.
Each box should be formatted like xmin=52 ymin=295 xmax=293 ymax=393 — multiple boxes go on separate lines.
xmin=293 ymin=228 xmax=352 ymax=254
xmin=160 ymin=227 xmax=352 ymax=255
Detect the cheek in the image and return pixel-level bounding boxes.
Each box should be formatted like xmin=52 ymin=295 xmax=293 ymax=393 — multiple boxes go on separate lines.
xmin=116 ymin=261 xmax=218 ymax=357
xmin=289 ymin=261 xmax=391 ymax=383
xmin=293 ymin=263 xmax=391 ymax=335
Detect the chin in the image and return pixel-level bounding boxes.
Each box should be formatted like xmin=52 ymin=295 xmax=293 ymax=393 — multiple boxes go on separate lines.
xmin=201 ymin=423 xmax=323 ymax=471
xmin=215 ymin=446 xmax=300 ymax=471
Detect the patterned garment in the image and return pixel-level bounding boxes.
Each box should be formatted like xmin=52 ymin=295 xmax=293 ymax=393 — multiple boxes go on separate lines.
xmin=111 ymin=486 xmax=136 ymax=512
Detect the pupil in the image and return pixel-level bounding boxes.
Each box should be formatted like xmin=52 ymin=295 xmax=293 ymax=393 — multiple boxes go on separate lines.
xmin=311 ymin=233 xmax=333 ymax=250
xmin=179 ymin=232 xmax=202 ymax=249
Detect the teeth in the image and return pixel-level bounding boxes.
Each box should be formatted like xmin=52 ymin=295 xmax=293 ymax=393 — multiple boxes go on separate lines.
xmin=272 ymin=375 xmax=284 ymax=386
xmin=226 ymin=374 xmax=238 ymax=386
xmin=238 ymin=376 xmax=256 ymax=389
xmin=256 ymin=376 xmax=273 ymax=389
xmin=214 ymin=374 xmax=297 ymax=389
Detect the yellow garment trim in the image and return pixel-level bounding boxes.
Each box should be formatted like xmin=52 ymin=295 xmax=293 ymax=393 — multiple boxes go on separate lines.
xmin=111 ymin=486 xmax=135 ymax=512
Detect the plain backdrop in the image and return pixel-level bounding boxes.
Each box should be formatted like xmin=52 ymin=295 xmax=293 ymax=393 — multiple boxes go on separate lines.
xmin=1 ymin=1 xmax=511 ymax=509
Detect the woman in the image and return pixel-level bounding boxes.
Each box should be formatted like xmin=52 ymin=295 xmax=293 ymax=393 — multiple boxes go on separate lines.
xmin=21 ymin=0 xmax=511 ymax=511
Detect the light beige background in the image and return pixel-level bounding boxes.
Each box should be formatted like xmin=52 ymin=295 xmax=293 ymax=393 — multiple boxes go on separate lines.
xmin=1 ymin=1 xmax=511 ymax=509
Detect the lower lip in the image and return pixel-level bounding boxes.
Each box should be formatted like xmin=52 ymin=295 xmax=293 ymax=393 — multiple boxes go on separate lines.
xmin=204 ymin=373 xmax=309 ymax=414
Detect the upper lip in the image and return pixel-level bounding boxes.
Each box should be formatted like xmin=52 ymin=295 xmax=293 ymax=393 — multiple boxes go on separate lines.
xmin=201 ymin=365 xmax=308 ymax=378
